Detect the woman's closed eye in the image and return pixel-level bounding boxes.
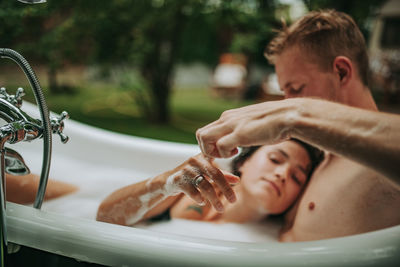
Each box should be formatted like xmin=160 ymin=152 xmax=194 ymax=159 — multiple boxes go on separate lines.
xmin=292 ymin=170 xmax=306 ymax=186
xmin=291 ymin=174 xmax=301 ymax=185
xmin=268 ymin=153 xmax=283 ymax=164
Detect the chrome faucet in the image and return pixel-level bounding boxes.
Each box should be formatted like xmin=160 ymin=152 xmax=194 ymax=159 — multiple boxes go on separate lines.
xmin=0 ymin=48 xmax=69 ymax=261
xmin=0 ymin=87 xmax=69 ymax=144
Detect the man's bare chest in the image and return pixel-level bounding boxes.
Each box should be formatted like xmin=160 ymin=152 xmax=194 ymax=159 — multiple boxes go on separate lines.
xmin=285 ymin=156 xmax=400 ymax=241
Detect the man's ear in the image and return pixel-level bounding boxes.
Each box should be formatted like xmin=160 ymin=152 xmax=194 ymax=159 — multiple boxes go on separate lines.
xmin=333 ymin=56 xmax=352 ymax=86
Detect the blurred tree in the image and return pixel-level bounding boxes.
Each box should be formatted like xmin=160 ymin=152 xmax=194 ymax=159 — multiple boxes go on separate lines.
xmin=80 ymin=0 xmax=278 ymax=123
xmin=0 ymin=0 xmax=89 ymax=93
xmin=227 ymin=0 xmax=278 ymax=71
xmin=302 ymin=0 xmax=383 ymax=39
xmin=2 ymin=0 xmax=383 ymax=123
xmin=1 ymin=0 xmax=279 ymax=123
xmin=130 ymin=0 xmax=188 ymax=123
xmin=75 ymin=0 xmax=191 ymax=123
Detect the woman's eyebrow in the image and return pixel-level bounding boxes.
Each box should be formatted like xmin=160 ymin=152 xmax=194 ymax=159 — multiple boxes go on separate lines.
xmin=277 ymin=149 xmax=289 ymax=158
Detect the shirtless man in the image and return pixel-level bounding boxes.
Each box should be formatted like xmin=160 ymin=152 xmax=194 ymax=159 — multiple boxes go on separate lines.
xmin=196 ymin=10 xmax=400 ymax=241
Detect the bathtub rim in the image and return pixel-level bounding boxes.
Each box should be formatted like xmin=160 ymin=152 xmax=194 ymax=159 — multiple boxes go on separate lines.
xmin=7 ymin=102 xmax=400 ymax=266
xmin=6 ymin=202 xmax=400 ymax=267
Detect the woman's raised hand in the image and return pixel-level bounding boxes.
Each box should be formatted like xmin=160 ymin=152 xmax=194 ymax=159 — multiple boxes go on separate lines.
xmin=165 ymin=154 xmax=240 ymax=213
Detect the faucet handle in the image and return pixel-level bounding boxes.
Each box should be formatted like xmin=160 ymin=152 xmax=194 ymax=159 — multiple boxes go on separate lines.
xmin=14 ymin=87 xmax=25 ymax=108
xmin=0 ymin=87 xmax=7 ymax=97
xmin=0 ymin=87 xmax=25 ymax=108
xmin=51 ymin=111 xmax=70 ymax=144
xmin=0 ymin=87 xmax=10 ymax=100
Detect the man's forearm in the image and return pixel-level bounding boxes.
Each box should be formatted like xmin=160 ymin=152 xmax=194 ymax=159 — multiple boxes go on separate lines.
xmin=292 ymin=99 xmax=400 ymax=184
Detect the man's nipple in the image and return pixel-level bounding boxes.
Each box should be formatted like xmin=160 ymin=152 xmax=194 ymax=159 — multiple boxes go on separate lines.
xmin=308 ymin=202 xmax=315 ymax=211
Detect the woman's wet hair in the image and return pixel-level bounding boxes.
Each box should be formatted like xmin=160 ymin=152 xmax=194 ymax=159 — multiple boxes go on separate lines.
xmin=231 ymin=139 xmax=324 ymax=180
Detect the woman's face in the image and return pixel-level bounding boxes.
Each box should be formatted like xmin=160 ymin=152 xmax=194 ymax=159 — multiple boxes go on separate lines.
xmin=239 ymin=141 xmax=311 ymax=214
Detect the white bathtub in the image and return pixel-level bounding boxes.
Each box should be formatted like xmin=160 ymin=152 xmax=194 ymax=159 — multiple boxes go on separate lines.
xmin=5 ymin=103 xmax=400 ymax=266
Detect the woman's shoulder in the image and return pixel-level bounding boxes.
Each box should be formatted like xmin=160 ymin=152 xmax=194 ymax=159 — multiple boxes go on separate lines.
xmin=170 ymin=196 xmax=211 ymax=221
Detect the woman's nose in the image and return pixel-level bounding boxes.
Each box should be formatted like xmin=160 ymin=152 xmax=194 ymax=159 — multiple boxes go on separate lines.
xmin=275 ymin=165 xmax=290 ymax=183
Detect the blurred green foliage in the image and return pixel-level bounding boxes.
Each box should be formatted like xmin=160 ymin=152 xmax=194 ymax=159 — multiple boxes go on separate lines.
xmin=302 ymin=0 xmax=383 ymax=39
xmin=0 ymin=0 xmax=386 ymax=142
xmin=1 ymin=0 xmax=279 ymax=124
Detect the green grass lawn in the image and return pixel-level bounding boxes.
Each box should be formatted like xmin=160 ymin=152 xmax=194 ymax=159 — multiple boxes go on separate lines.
xmin=0 ymin=62 xmax=287 ymax=144
xmin=9 ymin=79 xmax=399 ymax=146
xmin=17 ymin=83 xmax=256 ymax=144
xmin=2 ymin=62 xmax=399 ymax=145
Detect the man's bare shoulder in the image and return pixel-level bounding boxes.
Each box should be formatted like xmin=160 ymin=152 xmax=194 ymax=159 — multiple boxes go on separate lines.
xmin=281 ymin=155 xmax=400 ymax=242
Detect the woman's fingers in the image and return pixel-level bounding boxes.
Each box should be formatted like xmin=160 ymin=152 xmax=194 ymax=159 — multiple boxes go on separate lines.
xmin=194 ymin=175 xmax=224 ymax=213
xmin=175 ymin=154 xmax=242 ymax=213
xmin=221 ymin=170 xmax=240 ymax=184
xmin=195 ymin=156 xmax=237 ymax=203
xmin=180 ymin=175 xmax=225 ymax=212
xmin=181 ymin=182 xmax=206 ymax=206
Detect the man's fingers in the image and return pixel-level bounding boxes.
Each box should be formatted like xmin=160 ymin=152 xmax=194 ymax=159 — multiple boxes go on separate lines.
xmin=229 ymin=147 xmax=239 ymax=157
xmin=215 ymin=133 xmax=240 ymax=158
xmin=196 ymin=124 xmax=232 ymax=158
xmin=205 ymin=143 xmax=221 ymax=158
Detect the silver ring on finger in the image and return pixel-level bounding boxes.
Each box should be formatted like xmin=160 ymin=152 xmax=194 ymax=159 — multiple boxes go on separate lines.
xmin=193 ymin=175 xmax=205 ymax=187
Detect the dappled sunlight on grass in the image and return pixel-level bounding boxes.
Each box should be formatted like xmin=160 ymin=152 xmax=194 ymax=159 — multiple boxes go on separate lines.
xmin=171 ymin=87 xmax=254 ymax=125
xmin=81 ymin=91 xmax=140 ymax=117
xmin=1 ymin=78 xmax=256 ymax=143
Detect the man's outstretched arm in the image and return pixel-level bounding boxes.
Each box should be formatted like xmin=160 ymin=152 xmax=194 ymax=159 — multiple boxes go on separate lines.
xmin=196 ymin=98 xmax=400 ymax=184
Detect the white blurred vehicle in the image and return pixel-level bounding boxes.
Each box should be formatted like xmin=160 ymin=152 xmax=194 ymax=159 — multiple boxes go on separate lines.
xmin=369 ymin=0 xmax=400 ymax=103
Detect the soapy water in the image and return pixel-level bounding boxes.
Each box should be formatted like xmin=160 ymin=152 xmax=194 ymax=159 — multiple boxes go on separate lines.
xmin=135 ymin=218 xmax=281 ymax=243
xmin=14 ymin=141 xmax=281 ymax=243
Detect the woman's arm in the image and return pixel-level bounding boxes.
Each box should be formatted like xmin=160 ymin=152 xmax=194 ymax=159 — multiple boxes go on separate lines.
xmin=96 ymin=154 xmax=240 ymax=226
xmin=6 ymin=173 xmax=78 ymax=204
xmin=196 ymin=98 xmax=400 ymax=184
xmin=96 ymin=171 xmax=182 ymax=226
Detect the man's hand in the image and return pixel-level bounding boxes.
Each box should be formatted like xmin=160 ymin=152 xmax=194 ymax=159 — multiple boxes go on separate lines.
xmin=196 ymin=98 xmax=301 ymax=158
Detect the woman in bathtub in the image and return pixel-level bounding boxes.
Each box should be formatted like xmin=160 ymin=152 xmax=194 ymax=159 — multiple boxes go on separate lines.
xmin=6 ymin=173 xmax=78 ymax=204
xmin=97 ymin=139 xmax=322 ymax=230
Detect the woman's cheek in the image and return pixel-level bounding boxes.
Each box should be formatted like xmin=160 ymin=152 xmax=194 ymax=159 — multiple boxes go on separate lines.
xmin=286 ymin=184 xmax=301 ymax=204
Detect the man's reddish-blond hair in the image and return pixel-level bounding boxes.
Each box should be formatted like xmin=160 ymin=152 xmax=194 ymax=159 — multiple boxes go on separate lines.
xmin=265 ymin=10 xmax=369 ymax=86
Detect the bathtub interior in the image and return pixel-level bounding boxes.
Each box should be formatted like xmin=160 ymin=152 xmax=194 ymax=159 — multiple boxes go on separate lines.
xmin=4 ymin=102 xmax=400 ymax=266
xmin=8 ymin=102 xmax=282 ymax=243
xmin=2 ymin=102 xmax=288 ymax=267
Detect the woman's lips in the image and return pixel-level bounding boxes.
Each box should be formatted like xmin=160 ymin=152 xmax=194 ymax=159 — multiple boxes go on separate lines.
xmin=262 ymin=178 xmax=281 ymax=196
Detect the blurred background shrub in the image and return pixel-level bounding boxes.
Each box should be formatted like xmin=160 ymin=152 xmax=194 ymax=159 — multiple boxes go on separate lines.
xmin=0 ymin=0 xmax=397 ymax=143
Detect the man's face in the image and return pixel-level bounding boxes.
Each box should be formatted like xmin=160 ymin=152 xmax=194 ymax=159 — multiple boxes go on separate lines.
xmin=275 ymin=46 xmax=340 ymax=101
